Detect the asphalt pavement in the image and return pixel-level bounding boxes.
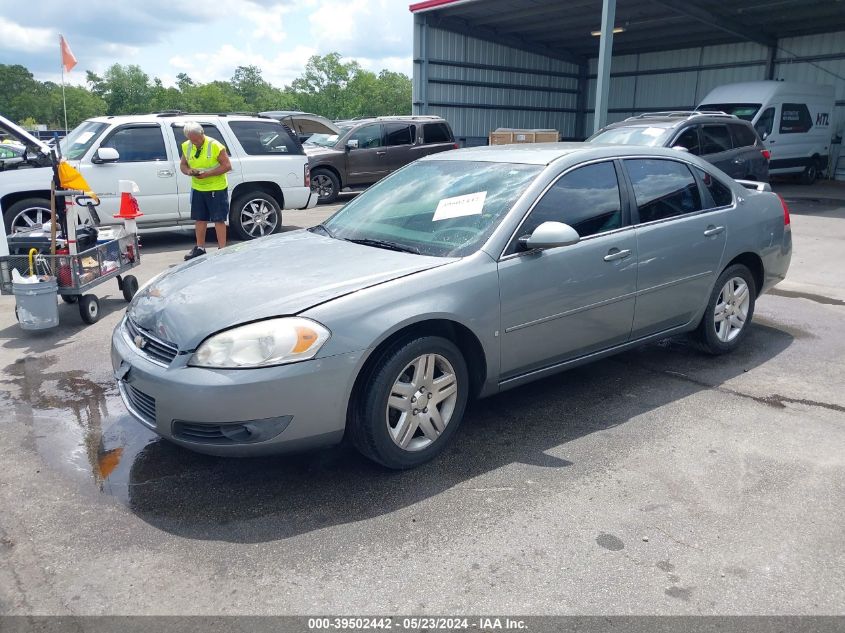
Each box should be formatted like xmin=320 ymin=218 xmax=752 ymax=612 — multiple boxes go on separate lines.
xmin=0 ymin=185 xmax=843 ymax=616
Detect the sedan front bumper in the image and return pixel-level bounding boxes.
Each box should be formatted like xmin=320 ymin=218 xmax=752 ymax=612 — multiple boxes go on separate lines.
xmin=111 ymin=319 xmax=364 ymax=456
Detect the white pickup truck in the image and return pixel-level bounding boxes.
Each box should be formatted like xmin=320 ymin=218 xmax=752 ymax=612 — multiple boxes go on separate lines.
xmin=0 ymin=113 xmax=317 ymax=240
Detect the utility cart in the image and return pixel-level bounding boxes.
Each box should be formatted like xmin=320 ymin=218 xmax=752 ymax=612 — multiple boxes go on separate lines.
xmin=0 ymin=231 xmax=140 ymax=325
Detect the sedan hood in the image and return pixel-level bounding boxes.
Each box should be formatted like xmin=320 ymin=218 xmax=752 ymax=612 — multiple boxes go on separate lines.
xmin=129 ymin=230 xmax=452 ymax=349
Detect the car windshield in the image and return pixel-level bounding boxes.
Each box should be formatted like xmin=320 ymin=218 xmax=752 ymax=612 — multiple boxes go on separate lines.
xmin=305 ymin=126 xmax=352 ymax=148
xmin=320 ymin=160 xmax=541 ymax=258
xmin=59 ymin=121 xmax=108 ymax=160
xmin=699 ymin=103 xmax=762 ymax=121
xmin=588 ymin=125 xmax=673 ymax=146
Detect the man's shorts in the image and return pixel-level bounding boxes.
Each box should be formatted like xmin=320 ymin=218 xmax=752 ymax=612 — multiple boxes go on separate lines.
xmin=190 ymin=188 xmax=229 ymax=222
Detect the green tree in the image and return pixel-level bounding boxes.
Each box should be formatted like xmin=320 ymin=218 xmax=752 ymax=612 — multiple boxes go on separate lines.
xmin=87 ymin=64 xmax=152 ymax=115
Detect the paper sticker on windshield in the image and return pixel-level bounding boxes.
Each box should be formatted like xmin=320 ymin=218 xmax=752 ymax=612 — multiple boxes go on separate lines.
xmin=75 ymin=131 xmax=95 ymax=144
xmin=433 ymin=192 xmax=487 ymax=221
xmin=642 ymin=127 xmax=665 ymax=137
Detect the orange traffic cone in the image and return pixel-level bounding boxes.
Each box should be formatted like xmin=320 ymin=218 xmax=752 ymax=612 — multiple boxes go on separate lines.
xmin=114 ymin=180 xmax=143 ymax=235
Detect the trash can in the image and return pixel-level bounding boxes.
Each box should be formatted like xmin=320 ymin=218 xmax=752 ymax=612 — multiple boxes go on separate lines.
xmin=13 ymin=278 xmax=59 ymax=330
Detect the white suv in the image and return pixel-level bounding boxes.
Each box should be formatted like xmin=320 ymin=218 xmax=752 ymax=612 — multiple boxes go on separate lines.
xmin=0 ymin=113 xmax=317 ymax=240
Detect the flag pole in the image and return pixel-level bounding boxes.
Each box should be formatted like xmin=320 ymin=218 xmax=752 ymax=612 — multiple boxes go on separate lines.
xmin=60 ymin=36 xmax=69 ymax=134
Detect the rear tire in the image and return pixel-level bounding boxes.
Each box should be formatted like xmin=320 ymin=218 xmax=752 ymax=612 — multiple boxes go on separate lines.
xmin=800 ymin=157 xmax=820 ymax=185
xmin=696 ymin=264 xmax=756 ymax=355
xmin=79 ymin=294 xmax=100 ymax=324
xmin=311 ymin=169 xmax=340 ymax=204
xmin=348 ymin=335 xmax=469 ymax=469
xmin=230 ymin=191 xmax=281 ymax=240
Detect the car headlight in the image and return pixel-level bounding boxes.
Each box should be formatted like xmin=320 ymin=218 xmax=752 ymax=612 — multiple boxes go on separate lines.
xmin=189 ymin=317 xmax=331 ymax=369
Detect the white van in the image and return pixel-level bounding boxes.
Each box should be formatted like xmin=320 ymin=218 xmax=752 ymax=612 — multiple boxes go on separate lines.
xmin=699 ymin=81 xmax=835 ymax=184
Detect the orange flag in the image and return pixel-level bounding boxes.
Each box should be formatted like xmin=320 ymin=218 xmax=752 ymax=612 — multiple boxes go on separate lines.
xmin=60 ymin=35 xmax=77 ymax=73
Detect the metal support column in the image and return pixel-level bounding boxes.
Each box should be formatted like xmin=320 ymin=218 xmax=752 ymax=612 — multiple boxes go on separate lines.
xmin=765 ymin=43 xmax=778 ymax=80
xmin=575 ymin=62 xmax=589 ymax=140
xmin=420 ymin=13 xmax=430 ymax=115
xmin=593 ymin=0 xmax=617 ymax=133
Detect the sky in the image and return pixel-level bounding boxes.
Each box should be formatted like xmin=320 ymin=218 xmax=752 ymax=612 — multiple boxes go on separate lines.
xmin=0 ymin=0 xmax=415 ymax=87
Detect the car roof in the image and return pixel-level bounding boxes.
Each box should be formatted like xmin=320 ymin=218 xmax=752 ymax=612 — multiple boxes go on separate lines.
xmin=85 ymin=113 xmax=277 ymax=125
xmin=602 ymin=113 xmax=748 ymax=130
xmin=421 ymin=142 xmax=706 ymax=166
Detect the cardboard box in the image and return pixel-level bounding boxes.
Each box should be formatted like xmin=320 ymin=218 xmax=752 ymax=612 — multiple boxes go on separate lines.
xmin=489 ymin=128 xmax=560 ymax=145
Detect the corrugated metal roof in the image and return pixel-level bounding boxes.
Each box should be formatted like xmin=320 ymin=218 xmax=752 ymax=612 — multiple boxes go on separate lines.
xmin=414 ymin=0 xmax=845 ymax=58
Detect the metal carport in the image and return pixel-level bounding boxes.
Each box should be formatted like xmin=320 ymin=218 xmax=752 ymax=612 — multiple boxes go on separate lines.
xmin=409 ymin=0 xmax=845 ymax=176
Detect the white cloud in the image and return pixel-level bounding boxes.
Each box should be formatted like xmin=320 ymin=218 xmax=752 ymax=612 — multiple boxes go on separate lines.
xmin=239 ymin=0 xmax=292 ymax=44
xmin=0 ymin=16 xmax=55 ymax=51
xmin=307 ymin=0 xmax=412 ymax=59
xmin=165 ymin=44 xmax=317 ymax=87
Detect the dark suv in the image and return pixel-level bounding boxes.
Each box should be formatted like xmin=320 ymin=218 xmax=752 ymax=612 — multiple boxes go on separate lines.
xmin=304 ymin=116 xmax=457 ymax=203
xmin=588 ymin=112 xmax=769 ymax=182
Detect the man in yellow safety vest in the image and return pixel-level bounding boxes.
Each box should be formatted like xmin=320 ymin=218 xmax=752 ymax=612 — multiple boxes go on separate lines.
xmin=179 ymin=121 xmax=233 ymax=260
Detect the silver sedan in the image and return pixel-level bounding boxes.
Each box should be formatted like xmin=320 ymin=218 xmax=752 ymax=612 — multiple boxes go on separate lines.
xmin=112 ymin=143 xmax=792 ymax=468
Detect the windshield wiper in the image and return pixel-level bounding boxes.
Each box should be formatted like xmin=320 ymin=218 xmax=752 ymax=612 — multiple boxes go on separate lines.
xmin=310 ymin=223 xmax=335 ymax=238
xmin=345 ymin=238 xmax=420 ymax=255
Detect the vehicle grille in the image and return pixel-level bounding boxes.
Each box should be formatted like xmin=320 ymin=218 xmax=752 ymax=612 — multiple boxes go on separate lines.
xmin=124 ymin=318 xmax=179 ymax=366
xmin=123 ymin=383 xmax=156 ymax=427
xmin=172 ymin=421 xmax=231 ymax=445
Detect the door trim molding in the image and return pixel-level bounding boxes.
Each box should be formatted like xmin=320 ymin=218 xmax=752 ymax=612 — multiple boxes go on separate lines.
xmin=504 ymin=292 xmax=637 ymax=334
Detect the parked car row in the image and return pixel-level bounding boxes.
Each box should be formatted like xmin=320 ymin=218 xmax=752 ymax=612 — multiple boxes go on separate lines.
xmin=1 ymin=112 xmax=315 ymax=238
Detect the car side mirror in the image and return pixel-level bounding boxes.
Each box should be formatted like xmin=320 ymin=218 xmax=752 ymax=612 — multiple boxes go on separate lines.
xmin=92 ymin=147 xmax=120 ymax=164
xmin=346 ymin=139 xmax=359 ymax=151
xmin=671 ymin=145 xmax=690 ymax=153
xmin=518 ymin=221 xmax=580 ymax=251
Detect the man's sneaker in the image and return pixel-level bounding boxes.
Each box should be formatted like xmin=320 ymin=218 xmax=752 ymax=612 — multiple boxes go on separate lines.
xmin=184 ymin=246 xmax=206 ymax=261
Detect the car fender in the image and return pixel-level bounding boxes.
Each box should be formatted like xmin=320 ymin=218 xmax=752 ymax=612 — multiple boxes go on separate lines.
xmin=303 ymin=251 xmax=502 ymax=397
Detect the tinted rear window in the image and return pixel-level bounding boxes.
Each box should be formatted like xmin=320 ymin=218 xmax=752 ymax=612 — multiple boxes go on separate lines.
xmin=729 ymin=123 xmax=758 ymax=148
xmin=384 ymin=123 xmax=415 ymax=146
xmin=228 ymin=121 xmax=302 ymax=155
xmin=423 ymin=122 xmax=453 ymax=144
xmin=694 ymin=167 xmax=734 ymax=208
xmin=625 ymin=158 xmax=702 ymax=223
xmin=172 ymin=124 xmax=227 ymax=156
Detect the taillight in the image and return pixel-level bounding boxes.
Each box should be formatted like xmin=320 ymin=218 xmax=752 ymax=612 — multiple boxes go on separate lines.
xmin=777 ymin=194 xmax=791 ymax=227
xmin=761 ymin=149 xmax=771 ymax=160
xmin=453 ymin=143 xmax=459 ymax=150
xmin=304 ymin=163 xmax=310 ymax=187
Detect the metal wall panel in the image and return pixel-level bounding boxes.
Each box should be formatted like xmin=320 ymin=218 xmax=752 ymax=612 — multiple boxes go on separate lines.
xmin=415 ymin=25 xmax=581 ymax=142
xmin=415 ymin=21 xmax=845 ymax=165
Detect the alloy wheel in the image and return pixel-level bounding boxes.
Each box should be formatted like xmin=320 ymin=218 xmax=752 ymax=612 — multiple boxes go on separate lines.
xmin=11 ymin=205 xmax=50 ymax=232
xmin=714 ymin=276 xmax=750 ymax=343
xmin=386 ymin=353 xmax=459 ymax=452
xmin=239 ymin=199 xmax=278 ymax=237
xmin=312 ymin=174 xmax=334 ymax=200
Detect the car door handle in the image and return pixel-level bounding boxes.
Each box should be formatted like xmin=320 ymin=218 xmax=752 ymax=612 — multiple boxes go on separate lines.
xmin=603 ymin=248 xmax=631 ymax=262
xmin=704 ymin=225 xmax=725 ymax=237
xmin=376 ymin=151 xmax=387 ymax=156
xmin=158 ymin=169 xmax=174 ymax=177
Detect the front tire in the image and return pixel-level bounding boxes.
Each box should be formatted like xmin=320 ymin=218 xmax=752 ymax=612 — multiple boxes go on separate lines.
xmin=311 ymin=168 xmax=340 ymax=204
xmin=696 ymin=264 xmax=756 ymax=355
xmin=349 ymin=336 xmax=469 ymax=469
xmin=230 ymin=191 xmax=281 ymax=240
xmin=4 ymin=197 xmax=51 ymax=233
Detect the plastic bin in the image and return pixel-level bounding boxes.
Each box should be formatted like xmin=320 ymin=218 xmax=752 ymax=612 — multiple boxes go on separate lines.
xmin=13 ymin=278 xmax=59 ymax=330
